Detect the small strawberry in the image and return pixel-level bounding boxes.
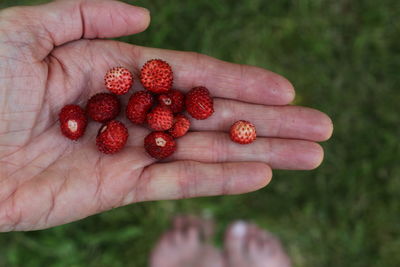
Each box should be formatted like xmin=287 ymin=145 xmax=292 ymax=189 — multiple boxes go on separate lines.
xmin=144 ymin=132 xmax=176 ymax=159
xmin=140 ymin=59 xmax=173 ymax=94
xmin=104 ymin=67 xmax=133 ymax=95
xmin=169 ymin=114 xmax=190 ymax=138
xmin=59 ymin=104 xmax=88 ymax=140
xmin=230 ymin=120 xmax=257 ymax=144
xmin=126 ymin=91 xmax=154 ymax=124
xmin=147 ymin=105 xmax=174 ymax=131
xmin=157 ymin=89 xmax=185 ymax=113
xmin=96 ymin=120 xmax=129 ymax=154
xmin=185 ymin=86 xmax=214 ymax=120
xmin=86 ymin=93 xmax=121 ymax=123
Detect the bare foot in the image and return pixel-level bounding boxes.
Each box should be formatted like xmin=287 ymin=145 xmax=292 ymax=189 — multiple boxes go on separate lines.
xmin=224 ymin=221 xmax=292 ymax=267
xmin=150 ymin=216 xmax=223 ymax=267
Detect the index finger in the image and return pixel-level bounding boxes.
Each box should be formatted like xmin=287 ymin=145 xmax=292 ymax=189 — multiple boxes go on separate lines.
xmin=48 ymin=40 xmax=295 ymax=106
xmin=135 ymin=46 xmax=296 ymax=105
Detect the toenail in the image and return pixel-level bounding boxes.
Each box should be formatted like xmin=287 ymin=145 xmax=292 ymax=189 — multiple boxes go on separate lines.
xmin=231 ymin=221 xmax=247 ymax=237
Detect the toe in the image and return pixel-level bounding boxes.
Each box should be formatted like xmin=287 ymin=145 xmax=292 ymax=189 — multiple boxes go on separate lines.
xmin=195 ymin=216 xmax=215 ymax=241
xmin=249 ymin=228 xmax=292 ymax=267
xmin=202 ymin=218 xmax=215 ymax=241
xmin=150 ymin=231 xmax=176 ymax=267
xmin=172 ymin=215 xmax=187 ymax=231
xmin=171 ymin=229 xmax=185 ymax=246
xmin=246 ymin=224 xmax=265 ymax=263
xmin=201 ymin=245 xmax=224 ymax=267
xmin=186 ymin=225 xmax=201 ymax=248
xmin=174 ymin=215 xmax=215 ymax=242
xmin=224 ymin=221 xmax=248 ymax=263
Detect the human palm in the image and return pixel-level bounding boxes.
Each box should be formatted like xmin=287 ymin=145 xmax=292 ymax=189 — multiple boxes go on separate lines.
xmin=0 ymin=0 xmax=332 ymax=231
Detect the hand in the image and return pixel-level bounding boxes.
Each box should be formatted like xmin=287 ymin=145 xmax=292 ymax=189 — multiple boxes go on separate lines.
xmin=0 ymin=0 xmax=333 ymax=231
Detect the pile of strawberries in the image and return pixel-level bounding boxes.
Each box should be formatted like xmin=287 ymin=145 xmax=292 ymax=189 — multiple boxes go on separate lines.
xmin=59 ymin=59 xmax=256 ymax=159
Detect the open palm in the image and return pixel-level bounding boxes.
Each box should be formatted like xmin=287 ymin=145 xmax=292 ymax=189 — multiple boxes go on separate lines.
xmin=0 ymin=0 xmax=333 ymax=231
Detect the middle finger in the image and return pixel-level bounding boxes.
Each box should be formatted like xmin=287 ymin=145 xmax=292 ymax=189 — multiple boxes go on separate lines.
xmin=189 ymin=98 xmax=333 ymax=142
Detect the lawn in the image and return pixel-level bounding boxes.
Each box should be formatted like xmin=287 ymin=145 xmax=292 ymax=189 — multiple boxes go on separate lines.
xmin=0 ymin=0 xmax=399 ymax=266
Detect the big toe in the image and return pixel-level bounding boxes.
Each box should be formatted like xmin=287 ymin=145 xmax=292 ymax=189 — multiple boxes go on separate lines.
xmin=224 ymin=221 xmax=249 ymax=264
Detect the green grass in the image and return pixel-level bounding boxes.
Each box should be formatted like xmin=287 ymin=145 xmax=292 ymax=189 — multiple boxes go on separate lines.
xmin=1 ymin=0 xmax=400 ymax=266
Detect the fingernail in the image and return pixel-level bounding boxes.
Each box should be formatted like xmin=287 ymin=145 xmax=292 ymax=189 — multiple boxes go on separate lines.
xmin=231 ymin=221 xmax=247 ymax=237
xmin=136 ymin=6 xmax=150 ymax=15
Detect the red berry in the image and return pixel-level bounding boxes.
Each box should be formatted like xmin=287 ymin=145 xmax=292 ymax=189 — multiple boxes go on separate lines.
xmin=230 ymin=120 xmax=257 ymax=144
xmin=104 ymin=67 xmax=133 ymax=95
xmin=140 ymin=59 xmax=173 ymax=94
xmin=126 ymin=91 xmax=154 ymax=124
xmin=59 ymin=105 xmax=88 ymax=140
xmin=147 ymin=106 xmax=174 ymax=131
xmin=185 ymin=86 xmax=214 ymax=120
xmin=157 ymin=89 xmax=185 ymax=113
xmin=86 ymin=93 xmax=120 ymax=123
xmin=169 ymin=114 xmax=190 ymax=138
xmin=96 ymin=120 xmax=129 ymax=154
xmin=144 ymin=132 xmax=176 ymax=159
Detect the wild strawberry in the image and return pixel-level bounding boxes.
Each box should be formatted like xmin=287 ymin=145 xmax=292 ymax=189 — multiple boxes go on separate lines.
xmin=230 ymin=120 xmax=257 ymax=144
xmin=104 ymin=67 xmax=133 ymax=95
xmin=59 ymin=104 xmax=87 ymax=140
xmin=147 ymin=106 xmax=174 ymax=131
xmin=86 ymin=93 xmax=120 ymax=123
xmin=140 ymin=59 xmax=173 ymax=94
xmin=96 ymin=120 xmax=129 ymax=154
xmin=169 ymin=114 xmax=190 ymax=138
xmin=126 ymin=91 xmax=154 ymax=124
xmin=157 ymin=89 xmax=185 ymax=113
xmin=185 ymin=86 xmax=214 ymax=120
xmin=144 ymin=132 xmax=176 ymax=159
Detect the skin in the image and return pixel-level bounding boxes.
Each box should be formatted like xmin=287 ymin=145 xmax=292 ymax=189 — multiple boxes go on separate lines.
xmin=0 ymin=0 xmax=333 ymax=231
xmin=150 ymin=216 xmax=224 ymax=267
xmin=150 ymin=216 xmax=291 ymax=267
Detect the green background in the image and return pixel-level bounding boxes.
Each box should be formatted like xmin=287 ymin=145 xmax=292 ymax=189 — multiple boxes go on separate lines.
xmin=1 ymin=0 xmax=399 ymax=266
